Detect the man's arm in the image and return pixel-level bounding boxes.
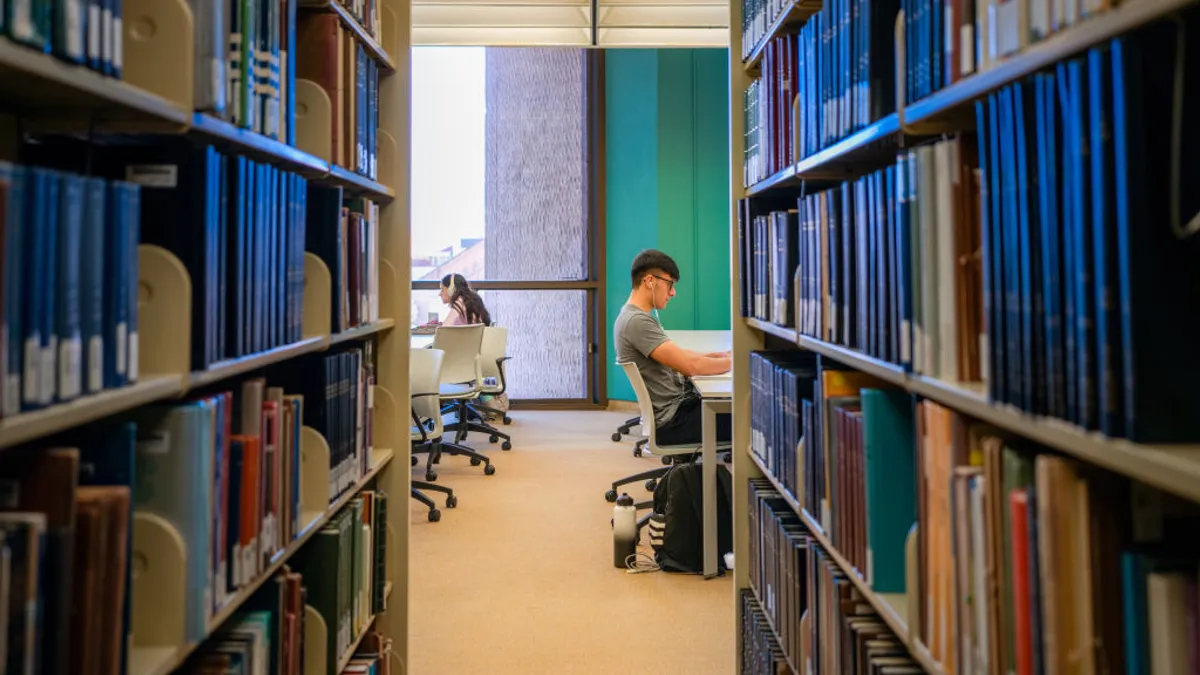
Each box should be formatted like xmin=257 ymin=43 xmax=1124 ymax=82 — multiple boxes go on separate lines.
xmin=648 ymin=340 xmax=731 ymax=377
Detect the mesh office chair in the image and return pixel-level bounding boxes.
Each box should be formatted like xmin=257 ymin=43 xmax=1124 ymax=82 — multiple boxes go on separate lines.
xmin=410 ymin=348 xmax=458 ymax=522
xmin=431 ymin=324 xmax=498 ymax=472
xmin=603 ymin=362 xmax=731 ymax=502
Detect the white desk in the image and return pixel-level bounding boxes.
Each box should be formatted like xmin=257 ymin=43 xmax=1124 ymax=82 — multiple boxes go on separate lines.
xmin=694 ymin=375 xmax=732 ymax=580
xmin=666 ymin=329 xmax=731 ymax=354
xmin=411 ymin=333 xmax=434 ymax=349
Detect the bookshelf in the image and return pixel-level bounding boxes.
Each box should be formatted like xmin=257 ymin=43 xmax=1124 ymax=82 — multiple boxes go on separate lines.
xmin=0 ymin=0 xmax=412 ymax=674
xmin=729 ymin=0 xmax=1200 ymax=671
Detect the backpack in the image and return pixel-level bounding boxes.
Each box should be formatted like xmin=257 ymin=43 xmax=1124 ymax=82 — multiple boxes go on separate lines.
xmin=646 ymin=460 xmax=733 ymax=574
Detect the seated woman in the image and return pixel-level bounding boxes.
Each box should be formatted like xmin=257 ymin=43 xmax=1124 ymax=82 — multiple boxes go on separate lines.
xmin=440 ymin=273 xmax=492 ymax=326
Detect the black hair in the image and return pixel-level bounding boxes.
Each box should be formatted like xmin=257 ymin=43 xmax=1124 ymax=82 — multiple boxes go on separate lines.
xmin=630 ymin=249 xmax=680 ymax=288
xmin=441 ymin=273 xmax=492 ymax=326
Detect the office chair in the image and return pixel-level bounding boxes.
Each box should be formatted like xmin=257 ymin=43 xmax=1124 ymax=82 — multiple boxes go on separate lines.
xmin=412 ymin=345 xmax=495 ymax=485
xmin=603 ymin=362 xmax=732 ymax=502
xmin=611 ymin=415 xmax=648 ymax=457
xmin=461 ymin=326 xmax=513 ymax=449
xmin=435 ymin=324 xmax=509 ymax=451
xmin=410 ymin=349 xmax=457 ymax=521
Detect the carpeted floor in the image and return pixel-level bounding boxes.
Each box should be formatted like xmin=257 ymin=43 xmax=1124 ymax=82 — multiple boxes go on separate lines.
xmin=409 ymin=409 xmax=734 ymax=675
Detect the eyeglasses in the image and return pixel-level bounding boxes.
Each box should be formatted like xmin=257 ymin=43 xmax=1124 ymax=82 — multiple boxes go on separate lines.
xmin=650 ymin=275 xmax=677 ymax=290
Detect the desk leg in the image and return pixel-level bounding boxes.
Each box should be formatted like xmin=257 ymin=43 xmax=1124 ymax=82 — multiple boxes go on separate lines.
xmin=702 ymin=400 xmax=717 ymax=579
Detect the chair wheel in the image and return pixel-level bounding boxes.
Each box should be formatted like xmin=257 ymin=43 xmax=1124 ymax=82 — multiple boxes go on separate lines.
xmin=633 ymin=447 xmax=643 ymax=458
xmin=470 ymin=458 xmax=481 ymax=466
xmin=605 ymin=489 xmax=618 ymax=502
xmin=446 ymin=495 xmax=458 ymax=508
xmin=489 ymin=435 xmax=499 ymax=444
xmin=425 ymin=470 xmax=437 ymax=482
xmin=612 ymin=432 xmax=622 ymax=442
xmin=411 ymin=455 xmax=418 ymax=466
xmin=428 ymin=508 xmax=441 ymax=522
xmin=501 ymin=441 xmax=512 ymax=450
xmin=503 ymin=416 xmax=512 ymax=425
xmin=484 ymin=464 xmax=496 ymax=476
xmin=645 ymin=479 xmax=657 ymax=492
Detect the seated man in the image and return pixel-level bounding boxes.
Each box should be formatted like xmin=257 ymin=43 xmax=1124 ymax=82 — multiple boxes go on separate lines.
xmin=614 ymin=249 xmax=732 ymax=446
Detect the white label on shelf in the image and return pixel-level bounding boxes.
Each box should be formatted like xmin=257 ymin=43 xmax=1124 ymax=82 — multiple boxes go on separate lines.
xmin=22 ymin=336 xmax=38 ymax=403
xmin=41 ymin=337 xmax=57 ymax=404
xmin=115 ymin=323 xmax=127 ymax=376
xmin=136 ymin=430 xmax=170 ymax=455
xmin=901 ymin=319 xmax=912 ymax=364
xmin=59 ymin=337 xmax=82 ymax=401
xmin=67 ymin=0 xmax=84 ymax=58
xmin=127 ymin=332 xmax=138 ymax=382
xmin=215 ymin=567 xmax=227 ymax=609
xmin=88 ymin=3 xmax=100 ymax=60
xmin=88 ymin=336 xmax=103 ymax=393
xmin=112 ymin=15 xmax=122 ymax=70
xmin=866 ymin=547 xmax=874 ymax=586
xmin=0 ymin=480 xmax=20 ymax=509
xmin=125 ymin=165 xmax=178 ymax=188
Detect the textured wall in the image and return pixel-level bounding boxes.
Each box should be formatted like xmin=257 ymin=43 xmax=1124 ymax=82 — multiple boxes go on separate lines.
xmin=484 ymin=48 xmax=589 ymax=399
xmin=605 ymin=48 xmax=732 ymax=402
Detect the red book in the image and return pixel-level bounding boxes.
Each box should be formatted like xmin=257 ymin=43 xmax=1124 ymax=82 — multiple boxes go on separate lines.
xmin=1009 ymin=489 xmax=1033 ymax=675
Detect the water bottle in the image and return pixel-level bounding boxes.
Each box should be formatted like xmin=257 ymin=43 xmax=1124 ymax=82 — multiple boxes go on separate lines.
xmin=613 ymin=493 xmax=637 ymax=569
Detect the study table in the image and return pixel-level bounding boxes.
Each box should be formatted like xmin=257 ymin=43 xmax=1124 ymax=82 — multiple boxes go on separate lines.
xmin=692 ymin=374 xmax=732 ymax=580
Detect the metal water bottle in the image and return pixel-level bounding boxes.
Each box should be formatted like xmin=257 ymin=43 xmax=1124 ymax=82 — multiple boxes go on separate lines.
xmin=613 ymin=493 xmax=637 ymax=569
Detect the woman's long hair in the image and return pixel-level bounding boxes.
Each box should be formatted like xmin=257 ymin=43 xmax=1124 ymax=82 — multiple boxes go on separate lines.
xmin=442 ymin=273 xmax=492 ymax=326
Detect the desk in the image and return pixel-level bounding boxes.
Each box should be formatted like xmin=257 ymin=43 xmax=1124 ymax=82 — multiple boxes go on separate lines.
xmin=666 ymin=329 xmax=731 ymax=354
xmin=411 ymin=333 xmax=434 ymax=349
xmin=694 ymin=375 xmax=732 ymax=580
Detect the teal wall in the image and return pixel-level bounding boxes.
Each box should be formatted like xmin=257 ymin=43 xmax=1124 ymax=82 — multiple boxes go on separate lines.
xmin=605 ymin=48 xmax=731 ymax=401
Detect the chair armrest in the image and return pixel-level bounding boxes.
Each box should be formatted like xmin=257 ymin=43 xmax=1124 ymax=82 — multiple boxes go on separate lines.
xmin=411 ymin=392 xmax=440 ymax=400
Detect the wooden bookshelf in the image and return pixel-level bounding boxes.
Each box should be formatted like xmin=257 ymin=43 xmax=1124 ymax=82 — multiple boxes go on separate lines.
xmin=728 ymin=0 xmax=1200 ymax=668
xmin=748 ymin=450 xmax=944 ymax=675
xmin=747 ymin=317 xmax=1200 ymax=507
xmin=330 ymin=319 xmax=396 ymax=346
xmin=129 ymin=447 xmax=396 ymax=675
xmin=0 ymin=38 xmax=189 ymax=123
xmin=0 ymin=0 xmax=412 ymax=670
xmin=0 ymin=376 xmax=184 ymax=450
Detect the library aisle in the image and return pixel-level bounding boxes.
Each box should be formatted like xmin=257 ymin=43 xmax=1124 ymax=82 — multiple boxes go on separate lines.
xmin=409 ymin=410 xmax=732 ymax=674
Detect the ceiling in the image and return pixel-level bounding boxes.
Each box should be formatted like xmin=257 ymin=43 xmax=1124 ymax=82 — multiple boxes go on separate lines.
xmin=410 ymin=0 xmax=730 ymax=47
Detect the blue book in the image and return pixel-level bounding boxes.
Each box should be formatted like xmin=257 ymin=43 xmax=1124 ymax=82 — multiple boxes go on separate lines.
xmin=56 ymin=172 xmax=84 ymax=402
xmin=123 ymin=182 xmax=141 ymax=383
xmin=1088 ymin=46 xmax=1121 ymax=438
xmin=1 ymin=162 xmax=26 ymax=417
xmin=103 ymin=180 xmax=129 ymax=389
xmin=80 ymin=178 xmax=106 ymax=395
xmin=1068 ymin=58 xmax=1096 ymax=430
xmin=1036 ymin=72 xmax=1065 ymax=421
xmin=1056 ymin=63 xmax=1077 ymax=425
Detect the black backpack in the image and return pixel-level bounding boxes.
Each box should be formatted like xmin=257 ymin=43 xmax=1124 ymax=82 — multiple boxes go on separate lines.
xmin=646 ymin=460 xmax=733 ymax=574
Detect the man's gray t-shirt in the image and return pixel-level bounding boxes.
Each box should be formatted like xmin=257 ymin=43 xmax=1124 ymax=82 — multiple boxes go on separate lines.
xmin=614 ymin=304 xmax=688 ymax=426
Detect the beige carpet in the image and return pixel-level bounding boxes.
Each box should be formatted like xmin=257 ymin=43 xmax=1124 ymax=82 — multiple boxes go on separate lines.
xmin=409 ymin=409 xmax=734 ymax=675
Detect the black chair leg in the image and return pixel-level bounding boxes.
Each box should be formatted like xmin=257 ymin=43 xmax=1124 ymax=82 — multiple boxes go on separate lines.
xmin=611 ymin=466 xmax=670 ymax=492
xmin=414 ymin=480 xmax=457 ymax=508
xmin=411 ymin=488 xmax=443 ymax=522
xmin=438 ymin=441 xmax=496 ymax=476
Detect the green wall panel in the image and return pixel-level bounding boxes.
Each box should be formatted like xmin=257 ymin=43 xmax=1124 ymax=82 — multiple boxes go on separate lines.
xmin=605 ymin=48 xmax=730 ymax=401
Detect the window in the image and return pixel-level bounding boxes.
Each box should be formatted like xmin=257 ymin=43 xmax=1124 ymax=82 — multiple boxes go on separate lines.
xmin=411 ymin=46 xmax=602 ymax=404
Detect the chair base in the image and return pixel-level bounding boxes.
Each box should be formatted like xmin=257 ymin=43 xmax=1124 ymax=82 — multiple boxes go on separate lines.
xmin=612 ymin=415 xmax=641 ymax=442
xmin=444 ymin=398 xmax=513 ymax=450
xmin=435 ymin=439 xmax=497 ymax=476
xmin=411 ymin=483 xmax=457 ymax=522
